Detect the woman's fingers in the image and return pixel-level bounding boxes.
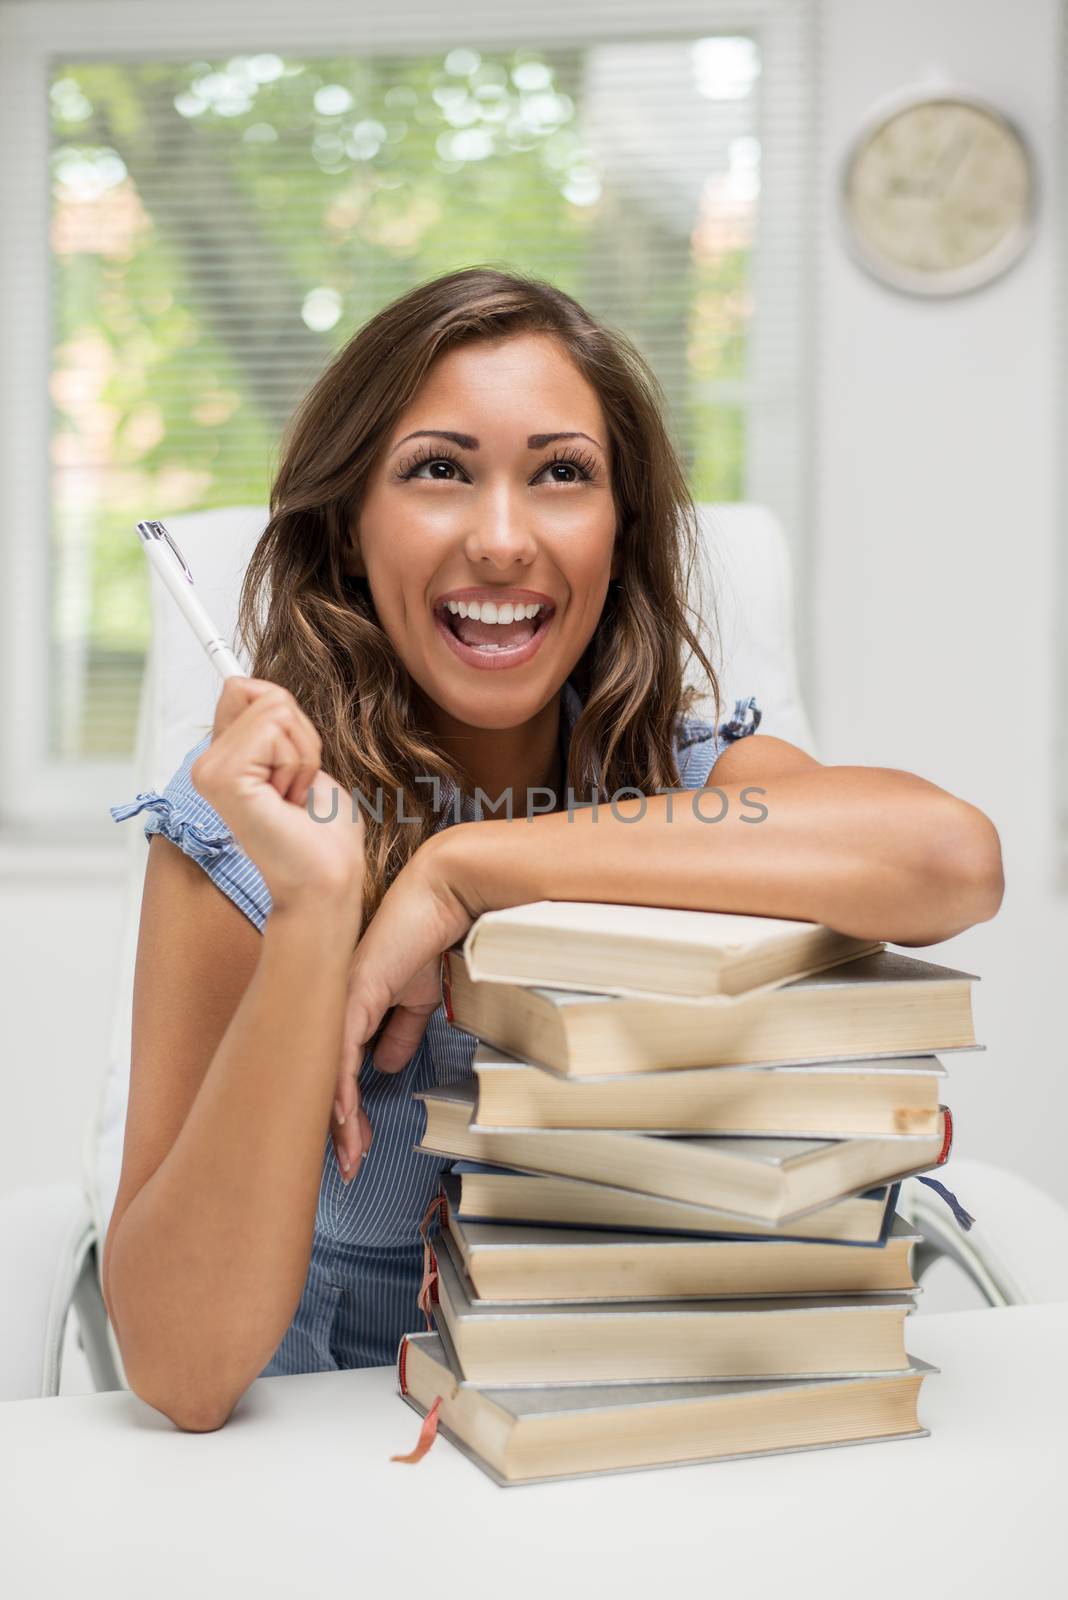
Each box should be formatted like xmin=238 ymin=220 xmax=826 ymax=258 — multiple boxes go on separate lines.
xmin=343 ymin=948 xmax=444 ymax=1075
xmin=371 ymin=1006 xmax=431 ymax=1074
xmin=196 ymin=681 xmax=327 ymax=818
xmin=332 ymin=1073 xmax=365 ymax=1184
xmin=210 ymin=674 xmax=274 ymax=737
xmin=333 ymin=962 xmax=386 ymax=1181
xmin=335 ymin=958 xmax=365 ymax=1175
xmin=264 ymin=724 xmax=305 ymax=803
xmin=241 ymin=688 xmax=322 ymax=802
xmin=338 ymin=963 xmax=377 ymax=1109
xmin=327 ymin=839 xmax=475 ymax=1183
xmin=331 ymin=957 xmax=439 ymax=1181
xmin=332 ymin=1087 xmax=373 ymax=1184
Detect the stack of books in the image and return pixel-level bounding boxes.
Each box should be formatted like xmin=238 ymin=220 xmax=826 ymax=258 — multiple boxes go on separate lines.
xmin=395 ymin=903 xmax=979 ymax=1485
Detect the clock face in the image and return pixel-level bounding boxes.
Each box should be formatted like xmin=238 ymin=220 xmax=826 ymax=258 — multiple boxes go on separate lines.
xmin=842 ymin=95 xmax=1035 ymax=294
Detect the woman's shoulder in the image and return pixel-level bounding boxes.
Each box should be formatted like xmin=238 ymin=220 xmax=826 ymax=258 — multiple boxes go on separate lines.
xmin=110 ymin=735 xmax=271 ymax=932
xmin=565 ymin=678 xmax=762 ymax=789
xmin=675 ymin=695 xmax=763 ymax=787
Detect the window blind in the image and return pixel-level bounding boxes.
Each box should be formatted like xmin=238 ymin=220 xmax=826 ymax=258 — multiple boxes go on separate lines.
xmin=40 ymin=0 xmax=815 ymax=764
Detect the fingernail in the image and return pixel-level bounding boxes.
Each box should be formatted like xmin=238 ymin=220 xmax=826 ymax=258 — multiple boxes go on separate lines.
xmin=336 ymin=1144 xmax=350 ymax=1174
xmin=334 ymin=1099 xmax=346 ymax=1127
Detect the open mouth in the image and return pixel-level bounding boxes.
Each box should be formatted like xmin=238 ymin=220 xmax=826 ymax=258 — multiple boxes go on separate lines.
xmin=432 ymin=600 xmax=556 ymax=671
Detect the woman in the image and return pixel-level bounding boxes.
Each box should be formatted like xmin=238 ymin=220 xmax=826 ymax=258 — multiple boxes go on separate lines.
xmin=105 ymin=265 xmax=1004 ymax=1431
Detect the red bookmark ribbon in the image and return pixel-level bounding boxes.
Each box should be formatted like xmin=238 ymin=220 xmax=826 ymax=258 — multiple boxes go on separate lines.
xmin=391 ymin=1395 xmax=442 ymax=1463
xmin=416 ymin=1190 xmax=446 ymax=1330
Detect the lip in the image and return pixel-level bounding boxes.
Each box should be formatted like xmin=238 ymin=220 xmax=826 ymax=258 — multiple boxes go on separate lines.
xmin=432 ymin=603 xmax=555 ymax=673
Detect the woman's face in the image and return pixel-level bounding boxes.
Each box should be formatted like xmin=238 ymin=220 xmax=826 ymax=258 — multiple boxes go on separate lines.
xmin=351 ymin=332 xmax=618 ymax=731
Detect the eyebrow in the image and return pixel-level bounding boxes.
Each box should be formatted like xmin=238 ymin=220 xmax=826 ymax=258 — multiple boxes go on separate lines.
xmin=389 ymin=429 xmax=605 ymax=455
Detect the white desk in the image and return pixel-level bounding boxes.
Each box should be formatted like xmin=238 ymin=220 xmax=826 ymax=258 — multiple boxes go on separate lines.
xmin=1 ymin=1304 xmax=1064 ymax=1600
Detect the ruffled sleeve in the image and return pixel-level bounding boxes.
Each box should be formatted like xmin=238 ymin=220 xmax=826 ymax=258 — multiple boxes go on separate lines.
xmin=110 ymin=734 xmax=271 ymax=933
xmin=675 ymin=695 xmax=762 ymax=788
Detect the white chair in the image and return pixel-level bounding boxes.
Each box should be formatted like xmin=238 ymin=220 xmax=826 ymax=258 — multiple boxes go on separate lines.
xmin=898 ymin=1163 xmax=1068 ymax=1307
xmin=0 ymin=502 xmax=1057 ymax=1401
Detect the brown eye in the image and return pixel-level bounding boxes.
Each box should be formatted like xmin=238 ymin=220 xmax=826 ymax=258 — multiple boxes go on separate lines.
xmin=535 ymin=446 xmax=599 ymax=484
xmin=397 ymin=447 xmax=467 ymax=482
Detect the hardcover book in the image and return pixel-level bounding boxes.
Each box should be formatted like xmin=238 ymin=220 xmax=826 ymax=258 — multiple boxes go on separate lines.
xmin=441 ymin=945 xmax=979 ymax=1076
xmin=395 ymin=1328 xmax=935 ymax=1485
xmin=430 ymin=1226 xmax=918 ymax=1385
xmin=445 ymin=1161 xmax=902 ymax=1245
xmin=460 ymin=900 xmax=882 ymax=1001
xmin=415 ymin=1081 xmax=951 ymax=1226
xmin=468 ymin=1040 xmax=947 ymax=1137
xmin=438 ymin=1176 xmax=919 ymax=1301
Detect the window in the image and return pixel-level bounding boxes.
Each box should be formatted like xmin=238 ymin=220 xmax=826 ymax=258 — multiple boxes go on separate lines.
xmin=1 ymin=0 xmax=815 ymax=826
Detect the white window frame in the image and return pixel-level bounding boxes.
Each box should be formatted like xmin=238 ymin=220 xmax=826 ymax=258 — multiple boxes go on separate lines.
xmin=0 ymin=0 xmax=815 ymax=839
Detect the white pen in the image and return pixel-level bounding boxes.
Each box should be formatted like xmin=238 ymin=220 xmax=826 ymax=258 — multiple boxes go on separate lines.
xmin=135 ymin=519 xmax=246 ymax=681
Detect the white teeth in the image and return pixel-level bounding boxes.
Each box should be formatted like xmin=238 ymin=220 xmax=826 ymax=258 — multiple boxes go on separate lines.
xmin=443 ymin=599 xmax=546 ymax=623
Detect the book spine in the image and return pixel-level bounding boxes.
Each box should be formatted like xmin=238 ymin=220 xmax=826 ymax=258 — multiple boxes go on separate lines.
xmin=397 ymin=1333 xmax=410 ymax=1396
xmin=392 ymin=1332 xmax=444 ymax=1465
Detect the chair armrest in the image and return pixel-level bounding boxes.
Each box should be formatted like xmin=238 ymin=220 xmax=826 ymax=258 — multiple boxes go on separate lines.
xmin=0 ymin=1181 xmax=98 ymax=1399
xmin=900 ymin=1159 xmax=1068 ymax=1306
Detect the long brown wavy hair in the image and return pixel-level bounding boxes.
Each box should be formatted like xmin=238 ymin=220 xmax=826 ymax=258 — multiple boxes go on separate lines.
xmin=237 ymin=264 xmax=723 ymax=927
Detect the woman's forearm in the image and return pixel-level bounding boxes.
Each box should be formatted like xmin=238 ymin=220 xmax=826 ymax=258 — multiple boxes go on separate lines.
xmin=104 ymin=897 xmax=358 ymax=1432
xmin=439 ymin=767 xmax=1004 ymax=947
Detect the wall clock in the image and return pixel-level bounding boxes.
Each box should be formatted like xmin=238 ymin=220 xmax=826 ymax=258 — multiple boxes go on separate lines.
xmin=840 ymin=86 xmax=1037 ymax=296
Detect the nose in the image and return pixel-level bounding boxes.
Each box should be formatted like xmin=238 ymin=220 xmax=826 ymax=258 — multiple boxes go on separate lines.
xmin=462 ymin=481 xmax=539 ymax=570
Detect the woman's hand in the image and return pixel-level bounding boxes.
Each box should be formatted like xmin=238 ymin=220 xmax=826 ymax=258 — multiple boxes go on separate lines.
xmin=194 ymin=678 xmax=376 ymax=1166
xmin=331 ymin=834 xmax=478 ymax=1183
xmin=191 ymin=677 xmax=366 ymax=915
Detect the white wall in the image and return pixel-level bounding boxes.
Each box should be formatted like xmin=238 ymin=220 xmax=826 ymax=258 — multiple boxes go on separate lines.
xmin=1 ymin=868 xmax=128 ymax=1203
xmin=1 ymin=0 xmax=1064 ymax=1265
xmin=814 ymin=0 xmax=1067 ymax=1200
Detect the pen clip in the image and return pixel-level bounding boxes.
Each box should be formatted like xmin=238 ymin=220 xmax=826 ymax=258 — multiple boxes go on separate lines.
xmin=136 ymin=519 xmax=195 ymax=585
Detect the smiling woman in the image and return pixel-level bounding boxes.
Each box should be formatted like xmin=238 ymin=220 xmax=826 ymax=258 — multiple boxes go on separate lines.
xmin=105 ymin=265 xmax=1002 ymax=1429
xmin=237 ymin=268 xmax=726 ymax=926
